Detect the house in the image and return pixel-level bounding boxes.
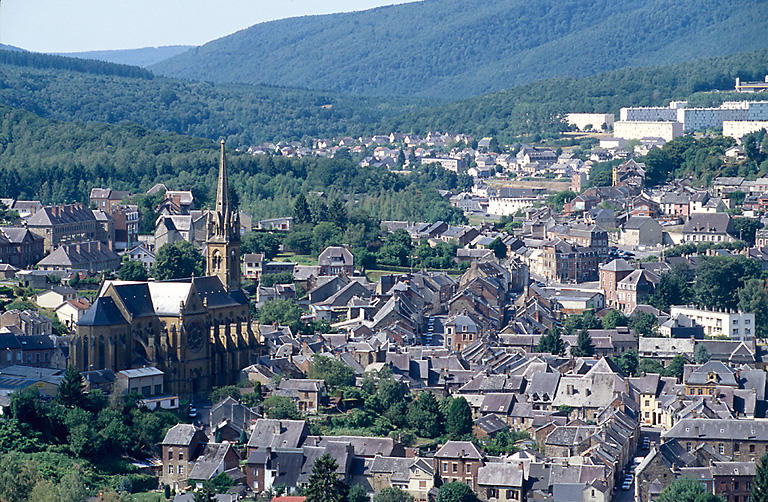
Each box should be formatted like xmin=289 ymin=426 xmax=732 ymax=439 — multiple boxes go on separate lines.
xmin=256 ymin=217 xmax=293 ymax=232
xmin=620 ymin=217 xmax=662 ymax=247
xmin=160 ymin=424 xmax=208 ymax=490
xmin=187 ymin=443 xmax=240 ymax=487
xmin=243 ymin=253 xmax=265 ymax=280
xmin=477 ymin=462 xmax=526 ymax=502
xmin=89 ymin=188 xmax=131 ymax=214
xmin=127 ymin=243 xmax=156 ymax=271
xmin=210 ymin=396 xmax=260 ymax=442
xmin=0 ymin=227 xmax=45 ymax=268
xmin=368 ymin=456 xmax=435 ymax=502
xmin=35 ymin=286 xmax=77 ymax=309
xmin=317 ymin=246 xmax=354 ymax=276
xmin=26 ymin=203 xmax=113 ymax=252
xmin=682 ymin=214 xmax=735 ymax=243
xmin=711 ymin=461 xmax=755 ymax=502
xmin=445 ymin=314 xmax=480 ymax=352
xmin=663 ymin=418 xmax=768 ymax=461
xmin=55 ymin=298 xmax=91 ymax=330
xmin=115 ymin=367 xmax=165 ymax=397
xmin=669 ymin=306 xmax=755 ymax=341
xmin=276 ymin=379 xmax=326 ymax=414
xmin=36 ymin=241 xmax=121 ymax=273
xmin=433 ymin=441 xmax=485 ymax=492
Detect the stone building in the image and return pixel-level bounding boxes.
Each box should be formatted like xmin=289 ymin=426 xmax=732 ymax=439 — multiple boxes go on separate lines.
xmin=72 ymin=141 xmax=259 ymax=395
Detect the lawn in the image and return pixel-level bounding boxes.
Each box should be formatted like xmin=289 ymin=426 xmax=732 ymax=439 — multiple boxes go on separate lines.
xmin=273 ymin=252 xmax=317 ymax=266
xmin=129 ymin=491 xmax=166 ymax=502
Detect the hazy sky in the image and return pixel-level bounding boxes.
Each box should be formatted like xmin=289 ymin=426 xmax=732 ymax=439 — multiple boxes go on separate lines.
xmin=0 ymin=0 xmax=416 ymax=53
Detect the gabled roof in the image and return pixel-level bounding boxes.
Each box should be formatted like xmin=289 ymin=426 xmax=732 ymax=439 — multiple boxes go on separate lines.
xmin=77 ymin=297 xmax=128 ymax=327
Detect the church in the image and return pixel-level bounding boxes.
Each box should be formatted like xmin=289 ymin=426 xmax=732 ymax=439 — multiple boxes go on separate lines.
xmin=72 ymin=141 xmax=259 ymax=395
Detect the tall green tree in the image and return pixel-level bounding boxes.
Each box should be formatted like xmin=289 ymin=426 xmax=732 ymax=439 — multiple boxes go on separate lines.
xmin=445 ymin=397 xmax=472 ymax=439
xmin=151 ymin=240 xmax=204 ymax=280
xmin=651 ymin=266 xmax=693 ymax=312
xmin=407 ymin=391 xmax=443 ymax=438
xmin=57 ymin=366 xmax=85 ymax=408
xmin=754 ymin=452 xmax=768 ymax=502
xmin=308 ymin=355 xmax=355 ymax=389
xmin=293 ymin=193 xmax=311 ymax=224
xmin=349 ymin=484 xmax=371 ymax=502
xmin=571 ymin=329 xmax=595 ymax=357
xmin=694 ymin=345 xmax=711 ymax=364
xmin=629 ymin=312 xmax=659 ymax=337
xmin=738 ymin=279 xmax=768 ymax=339
xmin=488 ymin=238 xmax=507 ymax=259
xmin=694 ymin=256 xmax=761 ymax=310
xmin=537 ymin=327 xmax=565 ymax=355
xmin=305 ymin=454 xmax=348 ymax=502
xmin=602 ymin=309 xmax=628 ymax=329
xmin=613 ymin=350 xmax=639 ymax=376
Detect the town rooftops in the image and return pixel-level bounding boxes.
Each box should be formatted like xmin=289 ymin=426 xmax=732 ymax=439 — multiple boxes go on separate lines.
xmin=664 ymin=418 xmax=768 ymax=441
xmin=161 ymin=424 xmax=199 ymax=446
xmin=434 ymin=440 xmax=483 ymax=459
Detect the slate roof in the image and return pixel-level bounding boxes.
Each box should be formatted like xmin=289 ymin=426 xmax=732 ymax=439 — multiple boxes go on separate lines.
xmin=665 ymin=418 xmax=768 ymax=441
xmin=161 ymin=424 xmax=199 ymax=446
xmin=477 ymin=462 xmax=524 ymax=487
xmin=77 ymin=297 xmax=128 ymax=326
xmin=247 ymin=419 xmax=307 ymax=449
xmin=188 ymin=443 xmax=235 ymax=480
xmin=434 ymin=441 xmax=483 ymax=459
xmin=685 ymin=361 xmax=737 ymax=386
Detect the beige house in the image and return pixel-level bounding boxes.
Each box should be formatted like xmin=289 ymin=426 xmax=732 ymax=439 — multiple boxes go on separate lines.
xmin=619 ymin=216 xmax=662 ymax=247
xmin=368 ymin=456 xmax=434 ymax=502
xmin=36 ymin=286 xmax=77 ymax=309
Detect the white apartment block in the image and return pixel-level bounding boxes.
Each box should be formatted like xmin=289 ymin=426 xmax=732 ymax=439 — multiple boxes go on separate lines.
xmin=421 ymin=157 xmax=464 ymax=172
xmin=565 ymin=113 xmax=615 ymax=131
xmin=613 ymin=121 xmax=683 ymax=142
xmin=669 ymin=305 xmax=755 ymax=341
xmin=487 ymin=195 xmax=539 ymax=216
xmin=723 ymin=120 xmax=768 ymax=141
xmin=620 ymin=100 xmax=768 ymax=135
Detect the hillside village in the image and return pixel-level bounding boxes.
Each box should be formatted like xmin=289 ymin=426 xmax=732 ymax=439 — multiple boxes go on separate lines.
xmin=0 ymin=79 xmax=768 ymax=502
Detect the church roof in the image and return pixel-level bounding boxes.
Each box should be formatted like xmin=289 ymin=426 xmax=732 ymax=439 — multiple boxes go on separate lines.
xmin=78 ymin=297 xmax=128 ymax=326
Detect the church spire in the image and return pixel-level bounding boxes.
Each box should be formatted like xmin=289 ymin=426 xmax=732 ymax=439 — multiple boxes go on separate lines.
xmin=216 ymin=139 xmax=229 ymax=217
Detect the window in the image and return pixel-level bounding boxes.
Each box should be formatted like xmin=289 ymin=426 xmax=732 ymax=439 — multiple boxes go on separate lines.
xmin=735 ymin=443 xmax=740 ymax=452
xmin=168 ymin=449 xmax=173 ymax=459
xmin=750 ymin=444 xmax=756 ymax=453
xmin=719 ymin=443 xmax=725 ymax=455
xmin=466 ymin=464 xmax=471 ymax=474
xmin=419 ymin=481 xmax=427 ymax=488
xmin=178 ymin=451 xmax=184 ymax=460
xmin=453 ymin=463 xmax=458 ymax=473
xmin=443 ymin=462 xmax=448 ymax=473
xmin=155 ymin=384 xmax=162 ymax=395
xmin=178 ymin=465 xmax=183 ymax=474
xmin=168 ymin=465 xmax=173 ymax=474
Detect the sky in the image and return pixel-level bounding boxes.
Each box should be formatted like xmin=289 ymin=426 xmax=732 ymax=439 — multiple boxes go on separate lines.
xmin=0 ymin=0 xmax=416 ymax=53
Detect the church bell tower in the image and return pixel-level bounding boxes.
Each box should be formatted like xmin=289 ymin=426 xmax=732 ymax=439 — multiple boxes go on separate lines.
xmin=206 ymin=139 xmax=241 ymax=291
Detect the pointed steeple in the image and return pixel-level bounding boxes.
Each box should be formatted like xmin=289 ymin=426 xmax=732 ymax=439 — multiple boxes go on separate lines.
xmin=216 ymin=139 xmax=229 ymax=218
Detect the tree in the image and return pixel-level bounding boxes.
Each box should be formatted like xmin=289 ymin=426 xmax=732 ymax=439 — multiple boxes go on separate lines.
xmin=151 ymin=240 xmax=204 ymax=280
xmin=328 ymin=198 xmax=348 ymax=226
xmin=694 ymin=344 xmax=711 ymax=364
xmin=209 ymin=385 xmax=241 ymax=404
xmin=738 ymin=279 xmax=768 ymax=339
xmin=407 ymin=391 xmax=443 ymax=438
xmin=613 ymin=350 xmax=639 ymax=376
xmin=658 ymin=477 xmax=723 ymax=502
xmin=117 ymin=260 xmax=148 ymax=281
xmin=374 ymin=487 xmax=412 ymax=502
xmin=308 ymin=355 xmax=355 ymax=389
xmin=255 ymin=299 xmax=305 ymax=333
xmin=0 ymin=453 xmax=39 ymax=502
xmin=263 ymin=395 xmax=301 ymax=419
xmin=305 ymin=454 xmax=348 ymax=502
xmin=349 ymin=484 xmax=371 ymax=502
xmin=193 ymin=484 xmax=216 ymax=502
xmin=57 ymin=467 xmax=89 ymax=502
xmin=694 ymin=256 xmax=761 ymax=310
xmin=293 ymin=193 xmax=311 ymax=224
xmin=445 ymin=397 xmax=472 ymax=439
xmin=602 ymin=309 xmax=628 ymax=329
xmin=638 ymin=358 xmax=666 ymax=375
xmin=665 ymin=355 xmax=687 ymax=381
xmin=571 ymin=329 xmax=595 ymax=357
xmin=651 ymin=266 xmax=693 ymax=312
xmin=754 ymin=452 xmax=768 ymax=502
xmin=536 ymin=327 xmax=565 ymax=355
xmin=629 ymin=311 xmax=658 ymax=337
xmin=733 ymin=217 xmax=761 ymax=245
xmin=241 ymin=232 xmax=281 ymax=259
xmin=488 ymin=237 xmax=507 ymax=259
xmin=437 ymin=482 xmax=480 ymax=502
xmin=57 ymin=366 xmax=85 ymax=408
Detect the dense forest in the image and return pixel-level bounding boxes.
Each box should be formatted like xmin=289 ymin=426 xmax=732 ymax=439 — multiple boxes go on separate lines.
xmin=0 ymin=105 xmax=466 ymax=222
xmin=0 ymin=49 xmax=153 ymax=80
xmin=151 ymin=0 xmax=768 ymax=98
xmin=4 ymin=49 xmax=768 ymax=145
xmin=0 ymin=54 xmax=418 ymax=145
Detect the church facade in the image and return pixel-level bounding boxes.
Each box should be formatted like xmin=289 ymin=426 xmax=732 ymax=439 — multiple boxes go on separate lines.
xmin=72 ymin=141 xmax=259 ymax=395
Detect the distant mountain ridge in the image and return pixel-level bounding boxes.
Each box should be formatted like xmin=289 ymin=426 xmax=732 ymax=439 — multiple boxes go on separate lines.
xmin=151 ymin=0 xmax=768 ymax=98
xmin=55 ymin=45 xmax=192 ymax=67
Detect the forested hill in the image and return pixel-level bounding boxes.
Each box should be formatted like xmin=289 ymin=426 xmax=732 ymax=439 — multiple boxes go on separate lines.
xmin=408 ymin=49 xmax=768 ymax=140
xmin=55 ymin=45 xmax=193 ymax=68
xmin=4 ymin=47 xmax=768 ymax=145
xmin=151 ymin=0 xmax=768 ymax=98
xmin=0 ymin=49 xmax=153 ymax=79
xmin=0 ymin=54 xmax=420 ymax=145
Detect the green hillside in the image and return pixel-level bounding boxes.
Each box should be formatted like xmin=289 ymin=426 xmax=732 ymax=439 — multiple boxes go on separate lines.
xmin=151 ymin=0 xmax=768 ymax=98
xmin=3 ymin=48 xmax=768 ymax=146
xmin=0 ymin=50 xmax=419 ymax=145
